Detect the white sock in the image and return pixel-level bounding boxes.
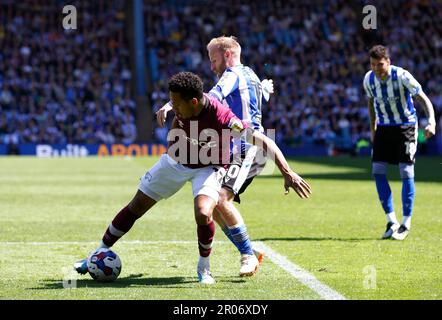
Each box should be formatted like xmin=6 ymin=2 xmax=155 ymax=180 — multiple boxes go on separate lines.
xmin=386 ymin=212 xmax=399 ymax=224
xmin=402 ymin=216 xmax=411 ymax=230
xmin=98 ymin=241 xmax=110 ymax=249
xmin=198 ymin=256 xmax=210 ymax=271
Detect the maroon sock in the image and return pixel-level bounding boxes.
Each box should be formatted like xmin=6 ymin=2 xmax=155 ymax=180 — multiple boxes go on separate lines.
xmin=197 ymin=221 xmax=215 ymax=257
xmin=102 ymin=206 xmax=139 ymax=247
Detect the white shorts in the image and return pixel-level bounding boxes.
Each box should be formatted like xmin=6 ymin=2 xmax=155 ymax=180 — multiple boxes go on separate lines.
xmin=139 ymin=154 xmax=226 ymax=203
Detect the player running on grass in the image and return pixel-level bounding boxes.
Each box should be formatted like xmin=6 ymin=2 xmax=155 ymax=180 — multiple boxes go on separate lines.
xmin=156 ymin=36 xmax=275 ymax=276
xmin=74 ymin=72 xmax=311 ymax=284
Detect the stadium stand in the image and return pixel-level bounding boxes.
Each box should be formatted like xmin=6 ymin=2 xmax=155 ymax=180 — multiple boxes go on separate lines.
xmin=0 ymin=0 xmax=136 ymax=149
xmin=144 ymin=0 xmax=441 ymax=154
xmin=0 ymin=0 xmax=441 ymax=154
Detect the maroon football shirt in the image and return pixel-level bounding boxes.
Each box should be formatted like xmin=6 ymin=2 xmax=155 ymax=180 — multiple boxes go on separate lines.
xmin=167 ymin=94 xmax=249 ymax=168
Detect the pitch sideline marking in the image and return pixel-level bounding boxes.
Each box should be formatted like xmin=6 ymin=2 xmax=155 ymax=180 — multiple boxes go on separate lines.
xmin=1 ymin=240 xmax=346 ymax=299
xmin=0 ymin=240 xmax=214 ymax=245
xmin=254 ymin=241 xmax=346 ymax=300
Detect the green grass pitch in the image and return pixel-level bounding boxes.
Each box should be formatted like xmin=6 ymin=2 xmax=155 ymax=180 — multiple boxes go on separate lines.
xmin=0 ymin=155 xmax=441 ymax=300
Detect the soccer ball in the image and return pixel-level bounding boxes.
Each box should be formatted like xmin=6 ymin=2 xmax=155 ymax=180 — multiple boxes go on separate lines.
xmin=87 ymin=248 xmax=122 ymax=282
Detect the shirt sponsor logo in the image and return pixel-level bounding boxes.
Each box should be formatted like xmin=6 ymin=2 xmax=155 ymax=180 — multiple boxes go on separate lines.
xmin=375 ymin=96 xmax=400 ymax=103
xmin=183 ymin=135 xmax=218 ymax=148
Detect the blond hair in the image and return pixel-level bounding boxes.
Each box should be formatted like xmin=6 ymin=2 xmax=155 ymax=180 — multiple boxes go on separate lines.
xmin=207 ymin=36 xmax=241 ymax=58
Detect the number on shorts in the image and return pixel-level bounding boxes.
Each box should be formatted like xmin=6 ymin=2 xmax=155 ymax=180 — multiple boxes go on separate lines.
xmin=226 ymin=165 xmax=240 ymax=179
xmin=405 ymin=141 xmax=417 ymax=159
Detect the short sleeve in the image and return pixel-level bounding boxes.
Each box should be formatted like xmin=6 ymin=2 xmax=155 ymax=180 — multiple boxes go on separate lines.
xmin=401 ymin=69 xmax=421 ymax=96
xmin=208 ymin=70 xmax=239 ymax=102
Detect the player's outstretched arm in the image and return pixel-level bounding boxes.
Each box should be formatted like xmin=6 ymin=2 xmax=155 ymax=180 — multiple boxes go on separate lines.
xmin=155 ymin=101 xmax=173 ymax=127
xmin=244 ymin=128 xmax=312 ymax=198
xmin=414 ymin=91 xmax=436 ymax=138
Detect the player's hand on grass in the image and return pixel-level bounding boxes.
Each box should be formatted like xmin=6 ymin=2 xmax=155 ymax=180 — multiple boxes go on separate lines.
xmin=156 ymin=102 xmax=173 ymax=127
xmin=283 ymin=171 xmax=312 ymax=199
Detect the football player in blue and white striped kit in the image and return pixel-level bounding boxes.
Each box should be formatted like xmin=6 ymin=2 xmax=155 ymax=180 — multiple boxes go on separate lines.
xmin=363 ymin=45 xmax=436 ymax=240
xmin=205 ymin=36 xmax=271 ymax=275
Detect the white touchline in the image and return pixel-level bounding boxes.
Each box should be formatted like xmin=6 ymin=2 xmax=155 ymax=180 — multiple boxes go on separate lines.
xmin=254 ymin=241 xmax=346 ymax=300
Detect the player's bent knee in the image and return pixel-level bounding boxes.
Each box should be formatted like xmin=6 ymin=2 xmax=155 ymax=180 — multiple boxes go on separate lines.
xmin=195 ymin=205 xmax=212 ymax=225
xmin=194 ymin=195 xmax=216 ymax=225
xmin=372 ymin=162 xmax=388 ymax=175
xmin=399 ymin=163 xmax=415 ymax=179
xmin=195 ymin=214 xmax=212 ymax=226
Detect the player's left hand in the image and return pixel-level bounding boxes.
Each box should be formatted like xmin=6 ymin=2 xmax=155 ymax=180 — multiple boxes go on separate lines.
xmin=424 ymin=123 xmax=436 ymax=139
xmin=283 ymin=171 xmax=312 ymax=199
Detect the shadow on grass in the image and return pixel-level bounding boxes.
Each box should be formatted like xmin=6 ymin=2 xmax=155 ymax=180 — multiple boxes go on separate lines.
xmin=28 ymin=274 xmax=246 ymax=290
xmin=256 ymin=237 xmax=379 ymax=242
xmin=256 ymin=172 xmax=373 ymax=181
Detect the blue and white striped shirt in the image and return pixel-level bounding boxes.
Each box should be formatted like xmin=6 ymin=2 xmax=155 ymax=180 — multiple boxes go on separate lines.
xmin=208 ymin=64 xmax=267 ymax=132
xmin=363 ymin=65 xmax=421 ymax=126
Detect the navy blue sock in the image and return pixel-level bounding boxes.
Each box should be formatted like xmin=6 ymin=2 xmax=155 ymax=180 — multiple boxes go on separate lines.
xmin=402 ymin=178 xmax=415 ymax=217
xmin=374 ymin=174 xmax=394 ymax=214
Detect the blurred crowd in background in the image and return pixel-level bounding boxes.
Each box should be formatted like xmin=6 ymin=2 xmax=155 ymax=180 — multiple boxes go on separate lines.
xmin=0 ymin=0 xmax=136 ymax=147
xmin=147 ymin=0 xmax=442 ymax=153
xmin=1 ymin=0 xmax=441 ymax=154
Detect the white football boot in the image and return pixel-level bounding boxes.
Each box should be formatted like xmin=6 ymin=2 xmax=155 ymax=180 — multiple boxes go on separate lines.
xmin=197 ymin=268 xmax=216 ymax=284
xmin=392 ymin=225 xmax=409 ymax=240
xmin=239 ymin=254 xmax=259 ymax=277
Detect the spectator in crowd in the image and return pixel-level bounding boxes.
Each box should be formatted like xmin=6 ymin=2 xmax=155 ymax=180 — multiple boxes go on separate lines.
xmin=0 ymin=0 xmax=440 ymax=154
xmin=144 ymin=0 xmax=441 ymax=153
xmin=0 ymin=0 xmax=136 ymax=146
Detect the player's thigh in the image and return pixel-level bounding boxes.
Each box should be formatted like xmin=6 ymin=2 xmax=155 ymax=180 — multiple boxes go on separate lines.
xmin=397 ymin=125 xmax=418 ymax=164
xmin=191 ymin=166 xmax=226 ymax=204
xmin=139 ymin=154 xmax=189 ymax=201
xmin=218 ymin=186 xmax=235 ymax=204
xmin=222 ymin=155 xmax=263 ymax=203
xmin=372 ymin=126 xmax=396 ymax=164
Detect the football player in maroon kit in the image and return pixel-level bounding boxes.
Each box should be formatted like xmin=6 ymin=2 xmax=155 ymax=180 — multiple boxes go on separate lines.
xmin=75 ymin=72 xmax=311 ymax=284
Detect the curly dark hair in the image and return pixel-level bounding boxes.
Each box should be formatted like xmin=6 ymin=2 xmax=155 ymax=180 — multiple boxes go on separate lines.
xmin=168 ymin=72 xmax=204 ymax=101
xmin=369 ymin=45 xmax=390 ymax=60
